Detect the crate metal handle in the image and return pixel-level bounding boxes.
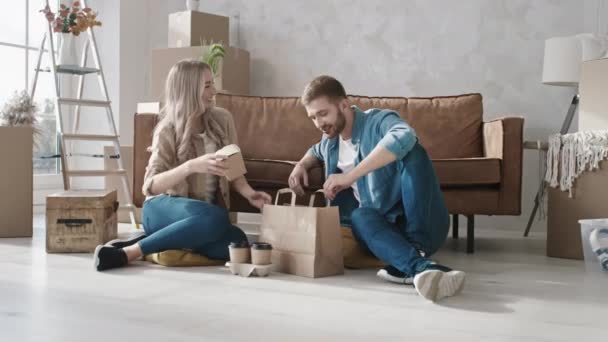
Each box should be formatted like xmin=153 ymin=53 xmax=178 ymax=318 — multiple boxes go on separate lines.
xmin=57 ymin=218 xmax=92 ymax=227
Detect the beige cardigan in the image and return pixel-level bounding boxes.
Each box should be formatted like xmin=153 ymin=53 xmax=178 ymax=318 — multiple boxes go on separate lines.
xmin=142 ymin=107 xmax=238 ymax=209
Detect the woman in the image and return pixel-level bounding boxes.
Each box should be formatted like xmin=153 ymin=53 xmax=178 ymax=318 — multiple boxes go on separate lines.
xmin=94 ymin=60 xmax=271 ymax=271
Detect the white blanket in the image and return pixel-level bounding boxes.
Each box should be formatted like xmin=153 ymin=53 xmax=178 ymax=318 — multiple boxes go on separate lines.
xmin=545 ymin=130 xmax=608 ymax=197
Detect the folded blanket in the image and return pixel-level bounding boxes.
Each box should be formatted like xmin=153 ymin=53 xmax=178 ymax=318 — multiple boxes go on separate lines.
xmin=545 ymin=130 xmax=608 ymax=197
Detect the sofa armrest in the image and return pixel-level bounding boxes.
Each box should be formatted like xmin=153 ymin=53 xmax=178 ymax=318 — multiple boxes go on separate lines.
xmin=483 ymin=116 xmax=524 ymax=215
xmin=133 ymin=112 xmax=159 ymax=207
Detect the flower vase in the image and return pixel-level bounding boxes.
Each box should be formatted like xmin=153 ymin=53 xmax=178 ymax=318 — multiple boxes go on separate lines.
xmin=58 ymin=34 xmax=81 ymax=67
xmin=186 ymin=0 xmax=200 ymax=11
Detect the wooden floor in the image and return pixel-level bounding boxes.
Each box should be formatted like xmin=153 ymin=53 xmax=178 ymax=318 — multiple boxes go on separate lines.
xmin=0 ymin=215 xmax=606 ymax=341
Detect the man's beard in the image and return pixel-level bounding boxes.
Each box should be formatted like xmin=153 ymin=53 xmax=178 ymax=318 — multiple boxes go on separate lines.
xmin=323 ymin=109 xmax=346 ymax=138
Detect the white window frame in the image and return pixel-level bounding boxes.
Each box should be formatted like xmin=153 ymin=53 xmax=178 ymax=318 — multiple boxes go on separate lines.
xmin=0 ymin=0 xmax=64 ymax=206
xmin=33 ymin=0 xmax=64 ymax=203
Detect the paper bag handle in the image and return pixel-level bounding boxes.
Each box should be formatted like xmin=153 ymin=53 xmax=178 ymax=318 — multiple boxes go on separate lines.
xmin=274 ymin=188 xmax=297 ymax=206
xmin=308 ymin=189 xmax=330 ymax=207
xmin=274 ymin=188 xmax=329 ymax=207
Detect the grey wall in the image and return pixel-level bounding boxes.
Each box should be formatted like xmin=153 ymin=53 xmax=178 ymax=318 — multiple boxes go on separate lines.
xmin=109 ymin=0 xmax=608 ymax=231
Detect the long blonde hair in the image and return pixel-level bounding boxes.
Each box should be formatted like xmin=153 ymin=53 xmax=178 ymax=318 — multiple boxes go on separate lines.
xmin=155 ymin=59 xmax=222 ymax=165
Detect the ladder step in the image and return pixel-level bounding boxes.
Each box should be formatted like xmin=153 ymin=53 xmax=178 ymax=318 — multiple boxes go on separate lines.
xmin=56 ymin=65 xmax=100 ymax=75
xmin=68 ymin=153 xmax=120 ymax=159
xmin=62 ymin=133 xmax=119 ymax=141
xmin=66 ymin=170 xmax=127 ymax=177
xmin=58 ymin=98 xmax=110 ymax=107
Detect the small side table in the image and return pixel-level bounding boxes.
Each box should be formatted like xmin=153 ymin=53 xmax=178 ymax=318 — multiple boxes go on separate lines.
xmin=523 ymin=141 xmax=549 ymax=237
xmin=523 ymin=94 xmax=580 ymax=237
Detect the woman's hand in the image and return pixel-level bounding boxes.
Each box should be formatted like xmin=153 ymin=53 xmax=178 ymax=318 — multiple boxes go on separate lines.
xmin=185 ymin=153 xmax=228 ymax=176
xmin=246 ymin=191 xmax=272 ymax=209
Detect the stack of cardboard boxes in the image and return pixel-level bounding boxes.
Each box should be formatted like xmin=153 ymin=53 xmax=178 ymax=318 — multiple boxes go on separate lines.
xmin=547 ymin=58 xmax=608 ymax=259
xmin=151 ymin=10 xmax=250 ymax=98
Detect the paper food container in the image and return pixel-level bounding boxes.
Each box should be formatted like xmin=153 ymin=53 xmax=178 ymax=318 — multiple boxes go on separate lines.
xmin=216 ymin=144 xmax=247 ymax=181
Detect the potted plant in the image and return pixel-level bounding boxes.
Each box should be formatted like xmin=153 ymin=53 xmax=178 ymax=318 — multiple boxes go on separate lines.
xmin=40 ymin=1 xmax=102 ymax=67
xmin=200 ymin=43 xmax=226 ymax=90
xmin=0 ymin=91 xmax=41 ymax=237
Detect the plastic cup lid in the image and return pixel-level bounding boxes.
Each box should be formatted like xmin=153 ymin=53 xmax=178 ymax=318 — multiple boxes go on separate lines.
xmin=230 ymin=241 xmax=250 ymax=248
xmin=252 ymin=242 xmax=273 ymax=250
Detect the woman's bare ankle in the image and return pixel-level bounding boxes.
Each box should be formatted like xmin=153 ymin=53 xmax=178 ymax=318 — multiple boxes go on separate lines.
xmin=123 ymin=243 xmax=143 ymax=262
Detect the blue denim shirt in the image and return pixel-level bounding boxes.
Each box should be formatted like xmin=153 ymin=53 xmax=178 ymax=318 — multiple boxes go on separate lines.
xmin=308 ymin=106 xmax=417 ymax=225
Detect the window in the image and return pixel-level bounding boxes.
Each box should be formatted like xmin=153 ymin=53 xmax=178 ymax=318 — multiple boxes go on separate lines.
xmin=0 ymin=0 xmax=58 ymax=175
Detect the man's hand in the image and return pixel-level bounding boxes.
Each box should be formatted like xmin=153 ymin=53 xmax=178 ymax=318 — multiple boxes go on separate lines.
xmin=323 ymin=173 xmax=355 ymax=201
xmin=288 ymin=164 xmax=309 ymax=196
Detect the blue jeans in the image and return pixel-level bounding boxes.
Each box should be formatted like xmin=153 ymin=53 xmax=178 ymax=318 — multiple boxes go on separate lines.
xmin=139 ymin=195 xmax=247 ymax=260
xmin=349 ymin=145 xmax=449 ymax=277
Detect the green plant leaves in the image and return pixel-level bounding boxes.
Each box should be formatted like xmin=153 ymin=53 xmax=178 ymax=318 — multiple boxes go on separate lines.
xmin=200 ymin=43 xmax=226 ymax=74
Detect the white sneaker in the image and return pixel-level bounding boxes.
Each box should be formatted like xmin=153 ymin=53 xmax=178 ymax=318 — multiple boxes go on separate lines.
xmin=376 ymin=266 xmax=414 ymax=285
xmin=413 ymin=264 xmax=465 ymax=302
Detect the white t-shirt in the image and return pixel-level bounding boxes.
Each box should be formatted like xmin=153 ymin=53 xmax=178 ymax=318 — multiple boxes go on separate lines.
xmin=337 ymin=136 xmax=360 ymax=202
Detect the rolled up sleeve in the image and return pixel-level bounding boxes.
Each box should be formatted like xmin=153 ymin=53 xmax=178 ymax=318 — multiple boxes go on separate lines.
xmin=308 ymin=141 xmax=324 ymax=161
xmin=376 ymin=112 xmax=417 ymax=160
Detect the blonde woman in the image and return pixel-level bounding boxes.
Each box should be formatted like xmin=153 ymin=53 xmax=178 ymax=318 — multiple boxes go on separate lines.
xmin=94 ymin=60 xmax=271 ymax=271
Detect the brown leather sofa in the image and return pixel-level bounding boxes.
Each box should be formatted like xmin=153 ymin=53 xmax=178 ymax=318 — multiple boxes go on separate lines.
xmin=133 ymin=93 xmax=524 ymax=253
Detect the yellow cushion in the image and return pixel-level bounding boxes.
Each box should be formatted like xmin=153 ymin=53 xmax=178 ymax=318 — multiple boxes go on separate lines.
xmin=341 ymin=226 xmax=386 ymax=269
xmin=144 ymin=249 xmax=224 ymax=267
xmin=144 ymin=227 xmax=384 ymax=269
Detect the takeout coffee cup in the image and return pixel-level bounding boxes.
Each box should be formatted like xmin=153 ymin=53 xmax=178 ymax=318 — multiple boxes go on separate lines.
xmin=229 ymin=241 xmax=251 ymax=263
xmin=251 ymin=242 xmax=273 ymax=265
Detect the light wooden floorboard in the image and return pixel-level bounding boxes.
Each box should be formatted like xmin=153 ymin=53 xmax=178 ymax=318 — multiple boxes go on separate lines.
xmin=0 ymin=215 xmax=606 ymax=341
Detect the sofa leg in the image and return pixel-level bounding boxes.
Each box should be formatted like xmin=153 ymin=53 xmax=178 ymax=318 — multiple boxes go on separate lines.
xmin=467 ymin=215 xmax=475 ymax=254
xmin=452 ymin=214 xmax=459 ymax=239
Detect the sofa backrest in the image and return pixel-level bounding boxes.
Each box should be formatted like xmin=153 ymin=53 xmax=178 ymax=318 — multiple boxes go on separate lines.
xmin=348 ymin=94 xmax=483 ymax=159
xmin=216 ymin=93 xmax=484 ymax=160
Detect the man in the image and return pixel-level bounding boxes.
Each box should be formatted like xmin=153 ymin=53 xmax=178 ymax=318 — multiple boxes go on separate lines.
xmin=288 ymin=75 xmax=465 ymax=302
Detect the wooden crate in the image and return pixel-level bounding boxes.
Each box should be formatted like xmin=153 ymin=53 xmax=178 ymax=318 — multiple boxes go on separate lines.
xmin=46 ymin=190 xmax=118 ymax=253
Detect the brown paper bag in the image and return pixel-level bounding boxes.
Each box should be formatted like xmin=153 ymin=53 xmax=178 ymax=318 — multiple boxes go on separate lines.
xmin=259 ymin=189 xmax=344 ymax=278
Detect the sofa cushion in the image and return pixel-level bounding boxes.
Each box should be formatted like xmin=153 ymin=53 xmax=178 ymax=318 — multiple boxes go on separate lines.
xmin=349 ymin=94 xmax=484 ymax=159
xmin=434 ymin=158 xmax=501 ymax=187
xmin=342 ymin=226 xmax=386 ymax=269
xmin=217 ymin=93 xmax=484 ymax=164
xmin=244 ymin=159 xmax=324 ymax=188
xmin=144 ymin=250 xmax=224 ymax=267
xmin=246 ymin=157 xmax=501 ymax=189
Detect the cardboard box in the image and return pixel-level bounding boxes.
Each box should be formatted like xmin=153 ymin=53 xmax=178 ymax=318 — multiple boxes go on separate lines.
xmin=150 ymin=46 xmax=250 ymax=100
xmin=216 ymin=144 xmax=247 ymax=181
xmin=0 ymin=127 xmax=33 ymax=238
xmin=168 ymin=11 xmax=229 ymax=48
xmin=46 ymin=190 xmax=118 ymax=253
xmin=547 ymin=161 xmax=608 ymax=259
xmin=104 ymin=145 xmax=142 ymax=224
